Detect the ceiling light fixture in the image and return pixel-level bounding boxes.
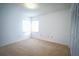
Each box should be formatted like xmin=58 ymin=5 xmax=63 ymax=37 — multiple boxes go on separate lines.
xmin=24 ymin=3 xmax=38 ymax=9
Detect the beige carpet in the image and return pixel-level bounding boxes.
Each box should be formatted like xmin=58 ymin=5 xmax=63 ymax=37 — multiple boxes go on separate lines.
xmin=0 ymin=38 xmax=70 ymax=56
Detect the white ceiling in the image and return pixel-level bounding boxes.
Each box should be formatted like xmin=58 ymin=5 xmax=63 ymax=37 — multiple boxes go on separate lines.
xmin=1 ymin=3 xmax=72 ymax=18
xmin=19 ymin=3 xmax=72 ymax=17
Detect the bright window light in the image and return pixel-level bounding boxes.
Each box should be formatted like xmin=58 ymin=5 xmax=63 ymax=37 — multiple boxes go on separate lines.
xmin=32 ymin=21 xmax=39 ymax=32
xmin=22 ymin=20 xmax=39 ymax=35
xmin=22 ymin=20 xmax=31 ymax=35
xmin=23 ymin=20 xmax=31 ymax=32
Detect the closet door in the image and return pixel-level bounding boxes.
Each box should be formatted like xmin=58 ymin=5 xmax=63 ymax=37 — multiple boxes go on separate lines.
xmin=71 ymin=3 xmax=79 ymax=56
xmin=75 ymin=4 xmax=79 ymax=55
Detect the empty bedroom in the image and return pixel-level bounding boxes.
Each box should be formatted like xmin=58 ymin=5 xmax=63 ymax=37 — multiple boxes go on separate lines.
xmin=0 ymin=3 xmax=79 ymax=56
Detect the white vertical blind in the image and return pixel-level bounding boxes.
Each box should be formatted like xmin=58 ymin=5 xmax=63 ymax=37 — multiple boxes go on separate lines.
xmin=22 ymin=20 xmax=39 ymax=35
xmin=32 ymin=21 xmax=39 ymax=32
xmin=22 ymin=20 xmax=31 ymax=32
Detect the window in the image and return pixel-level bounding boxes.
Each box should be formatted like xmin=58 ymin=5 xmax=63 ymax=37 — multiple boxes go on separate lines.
xmin=32 ymin=21 xmax=39 ymax=32
xmin=22 ymin=20 xmax=31 ymax=32
xmin=22 ymin=20 xmax=39 ymax=35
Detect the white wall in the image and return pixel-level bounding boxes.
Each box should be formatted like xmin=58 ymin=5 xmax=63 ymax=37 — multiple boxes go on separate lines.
xmin=0 ymin=4 xmax=30 ymax=47
xmin=33 ymin=9 xmax=71 ymax=46
xmin=0 ymin=4 xmax=71 ymax=48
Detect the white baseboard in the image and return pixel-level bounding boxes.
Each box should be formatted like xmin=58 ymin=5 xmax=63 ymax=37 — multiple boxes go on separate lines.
xmin=0 ymin=36 xmax=30 ymax=47
xmin=33 ymin=36 xmax=68 ymax=46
